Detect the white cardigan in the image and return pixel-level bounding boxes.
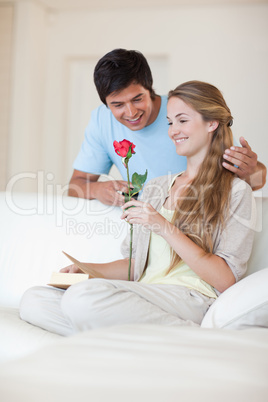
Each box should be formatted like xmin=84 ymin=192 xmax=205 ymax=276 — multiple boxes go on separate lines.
xmin=120 ymin=174 xmax=256 ymax=295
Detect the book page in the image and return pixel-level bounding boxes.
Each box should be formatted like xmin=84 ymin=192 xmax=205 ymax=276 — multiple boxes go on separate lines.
xmin=48 ymin=272 xmax=89 ymax=289
xmin=62 ymin=251 xmax=104 ymax=278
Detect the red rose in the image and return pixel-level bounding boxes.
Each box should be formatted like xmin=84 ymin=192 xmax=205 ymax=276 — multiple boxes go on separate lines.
xmin=113 ymin=140 xmax=136 ymax=158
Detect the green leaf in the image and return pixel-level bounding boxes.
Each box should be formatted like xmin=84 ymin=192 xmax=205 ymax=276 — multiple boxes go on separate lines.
xmin=125 ymin=145 xmax=133 ymax=163
xmin=131 ymin=170 xmax=148 ymax=192
xmin=122 ymin=190 xmax=137 ymax=203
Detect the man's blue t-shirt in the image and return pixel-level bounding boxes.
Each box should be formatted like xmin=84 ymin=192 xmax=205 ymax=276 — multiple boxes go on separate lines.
xmin=73 ymin=96 xmax=187 ymax=183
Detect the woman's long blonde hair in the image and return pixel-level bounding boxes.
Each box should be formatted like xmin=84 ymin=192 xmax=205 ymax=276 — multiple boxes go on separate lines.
xmin=167 ymin=81 xmax=234 ymax=272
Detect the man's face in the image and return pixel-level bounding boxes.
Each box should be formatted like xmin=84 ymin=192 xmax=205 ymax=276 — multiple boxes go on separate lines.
xmin=106 ymin=83 xmax=156 ymax=131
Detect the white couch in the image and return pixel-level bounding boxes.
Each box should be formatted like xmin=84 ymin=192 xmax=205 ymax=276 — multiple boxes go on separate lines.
xmin=0 ymin=191 xmax=268 ymax=402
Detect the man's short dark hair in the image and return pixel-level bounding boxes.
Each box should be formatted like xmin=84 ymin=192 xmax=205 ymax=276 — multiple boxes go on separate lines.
xmin=94 ymin=49 xmax=156 ymax=105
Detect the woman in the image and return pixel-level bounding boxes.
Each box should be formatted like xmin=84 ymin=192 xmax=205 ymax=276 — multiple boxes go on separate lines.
xmin=20 ymin=81 xmax=256 ymax=336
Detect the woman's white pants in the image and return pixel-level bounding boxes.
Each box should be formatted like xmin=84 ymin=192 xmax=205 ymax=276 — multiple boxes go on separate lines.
xmin=20 ymin=279 xmax=214 ymax=336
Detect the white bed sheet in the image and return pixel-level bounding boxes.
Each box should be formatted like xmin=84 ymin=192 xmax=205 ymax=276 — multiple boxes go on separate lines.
xmin=0 ymin=324 xmax=267 ymax=402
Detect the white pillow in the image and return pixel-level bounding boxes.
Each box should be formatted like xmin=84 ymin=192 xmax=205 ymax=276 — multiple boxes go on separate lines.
xmin=201 ymin=268 xmax=268 ymax=329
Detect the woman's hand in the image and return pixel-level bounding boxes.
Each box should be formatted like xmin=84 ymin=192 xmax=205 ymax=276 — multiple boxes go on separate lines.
xmin=59 ymin=264 xmax=83 ymax=273
xmin=121 ymin=199 xmax=167 ymax=235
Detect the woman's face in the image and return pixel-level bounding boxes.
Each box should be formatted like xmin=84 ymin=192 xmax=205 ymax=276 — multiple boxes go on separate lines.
xmin=167 ymin=97 xmax=216 ymax=161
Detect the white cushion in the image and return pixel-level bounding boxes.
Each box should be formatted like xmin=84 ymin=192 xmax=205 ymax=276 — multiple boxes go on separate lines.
xmin=0 ymin=193 xmax=127 ymax=308
xmin=201 ymin=268 xmax=268 ymax=329
xmin=0 ymin=306 xmax=60 ymax=363
xmin=1 ymin=324 xmax=268 ymax=402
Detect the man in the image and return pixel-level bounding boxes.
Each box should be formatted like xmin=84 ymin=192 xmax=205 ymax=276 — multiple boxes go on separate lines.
xmin=68 ymin=49 xmax=266 ymax=206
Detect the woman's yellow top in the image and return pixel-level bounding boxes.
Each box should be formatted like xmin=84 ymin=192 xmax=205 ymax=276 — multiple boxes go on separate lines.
xmin=139 ymin=205 xmax=217 ymax=299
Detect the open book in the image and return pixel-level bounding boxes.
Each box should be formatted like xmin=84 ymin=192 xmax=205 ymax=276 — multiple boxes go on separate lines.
xmin=48 ymin=251 xmax=103 ymax=289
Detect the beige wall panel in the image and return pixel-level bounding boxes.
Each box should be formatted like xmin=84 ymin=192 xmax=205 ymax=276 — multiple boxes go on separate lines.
xmin=0 ymin=5 xmax=13 ymax=190
xmin=6 ymin=2 xmax=268 ymax=195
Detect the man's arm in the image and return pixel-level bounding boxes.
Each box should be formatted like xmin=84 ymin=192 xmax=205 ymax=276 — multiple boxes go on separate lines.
xmin=68 ymin=169 xmax=130 ymax=206
xmin=222 ymin=137 xmax=267 ymax=191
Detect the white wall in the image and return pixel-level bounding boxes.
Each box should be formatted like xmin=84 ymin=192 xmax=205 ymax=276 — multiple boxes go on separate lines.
xmin=4 ymin=1 xmax=268 ymax=194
